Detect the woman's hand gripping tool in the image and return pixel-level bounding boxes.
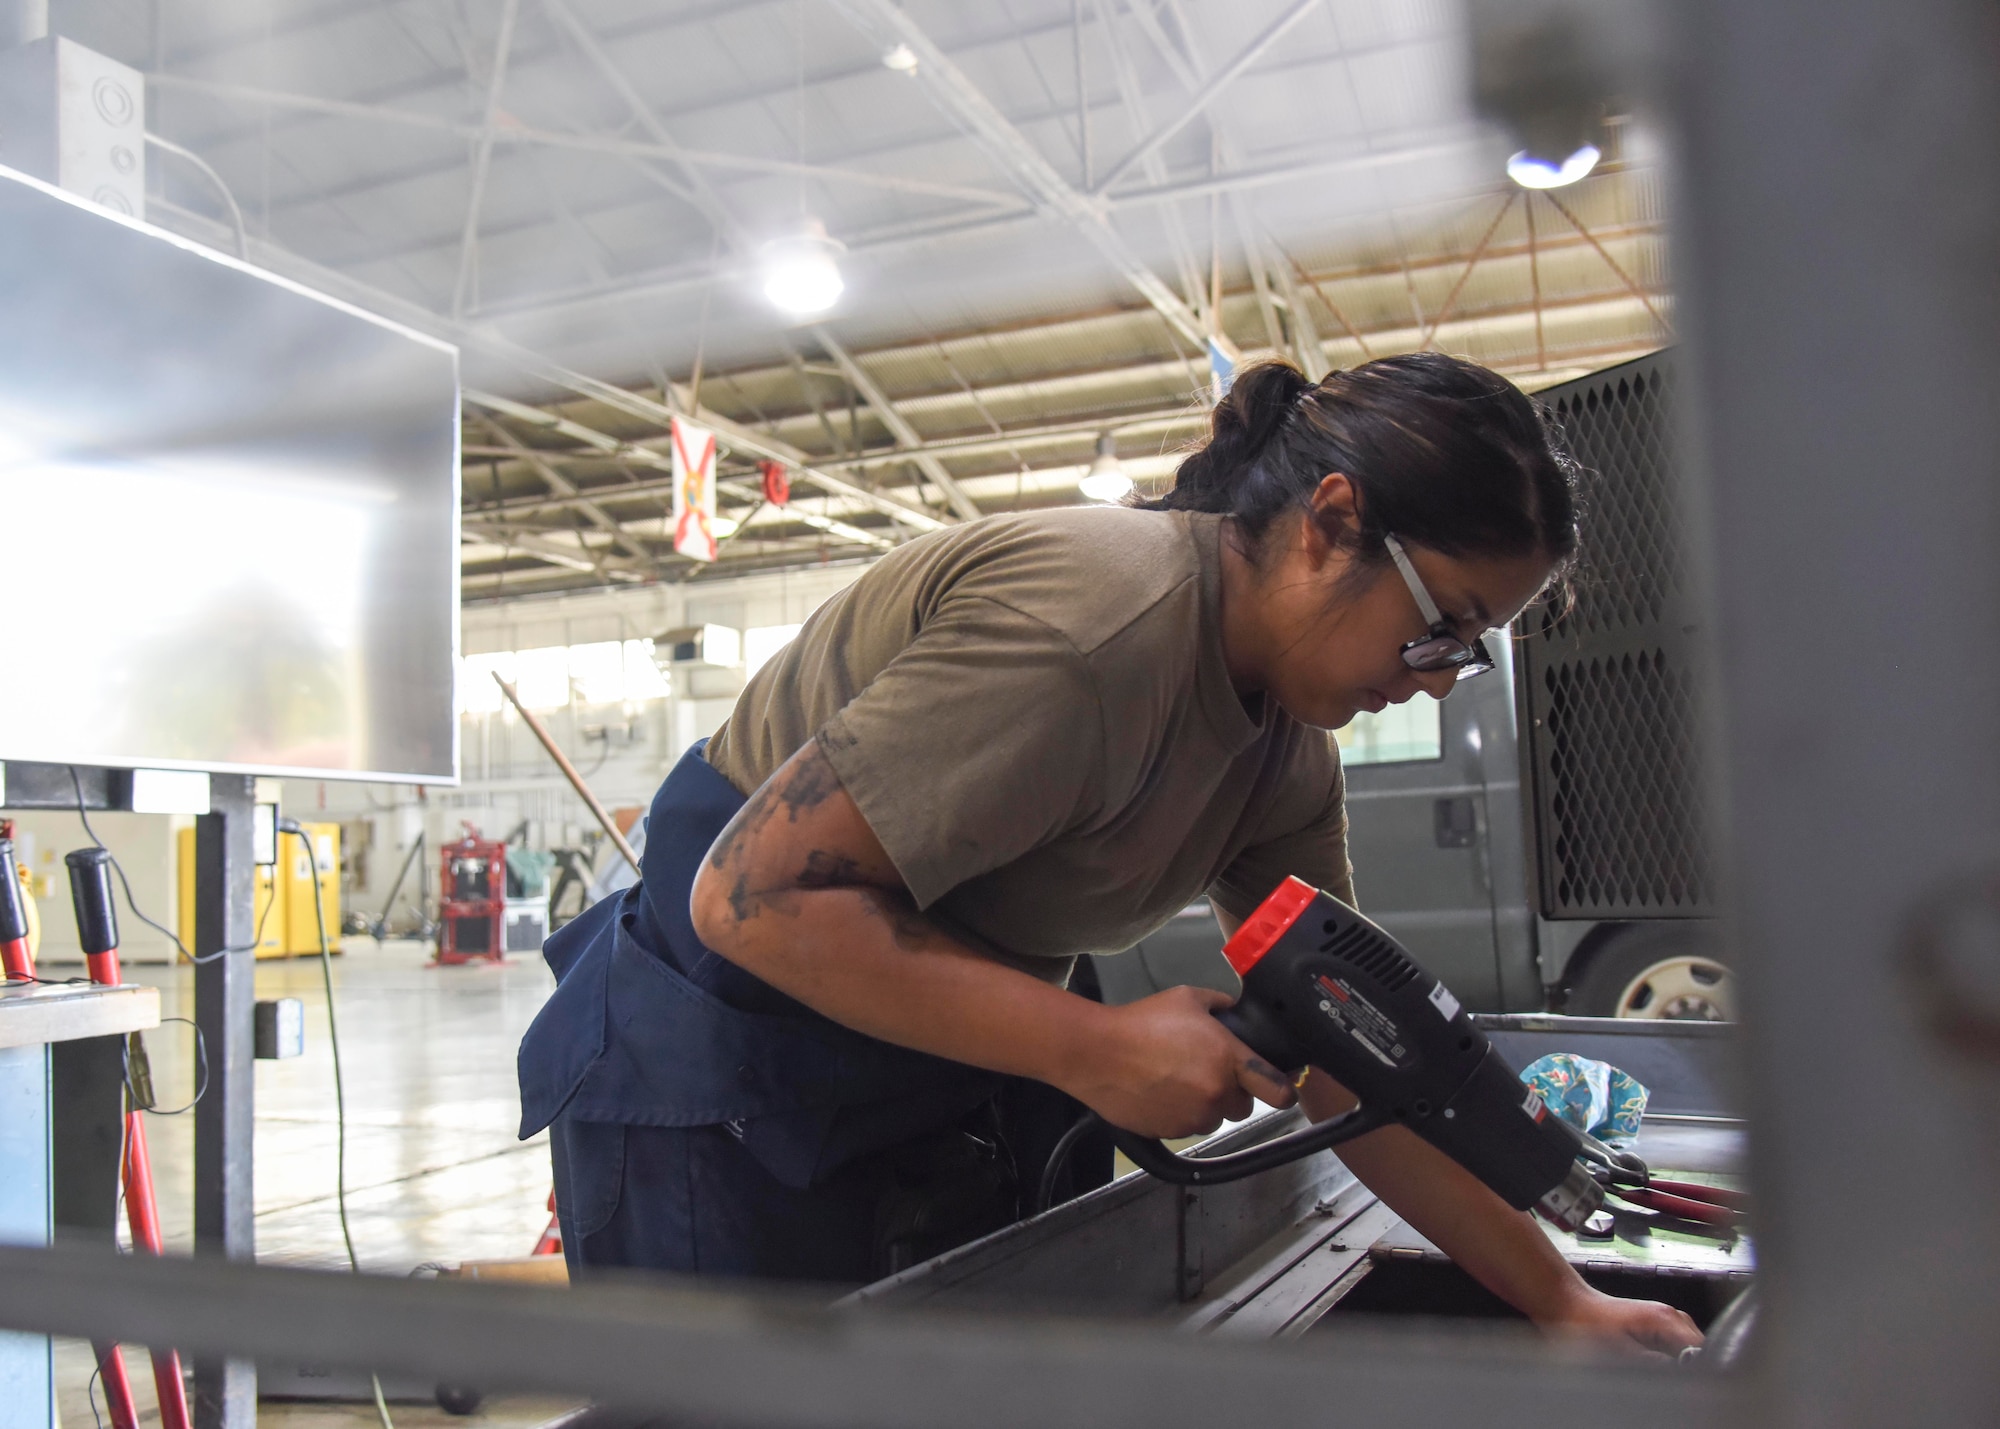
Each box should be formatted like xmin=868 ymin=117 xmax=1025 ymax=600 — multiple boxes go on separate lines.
xmin=1110 ymin=878 xmax=1606 ymax=1231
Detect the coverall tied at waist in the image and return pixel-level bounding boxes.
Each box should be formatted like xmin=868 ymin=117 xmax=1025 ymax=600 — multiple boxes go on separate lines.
xmin=517 ymin=742 xmax=1043 ymax=1283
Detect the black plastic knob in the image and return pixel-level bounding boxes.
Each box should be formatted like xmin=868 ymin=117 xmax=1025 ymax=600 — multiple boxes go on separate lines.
xmin=65 ymin=848 xmax=119 ymax=956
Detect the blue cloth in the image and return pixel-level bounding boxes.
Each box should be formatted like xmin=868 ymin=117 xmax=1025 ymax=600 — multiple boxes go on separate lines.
xmin=519 ymin=742 xmax=1084 ymax=1282
xmin=1518 ymin=1053 xmax=1649 ymax=1144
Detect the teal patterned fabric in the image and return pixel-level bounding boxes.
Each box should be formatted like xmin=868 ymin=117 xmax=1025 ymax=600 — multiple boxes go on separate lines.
xmin=1519 ymin=1053 xmax=1649 ymax=1143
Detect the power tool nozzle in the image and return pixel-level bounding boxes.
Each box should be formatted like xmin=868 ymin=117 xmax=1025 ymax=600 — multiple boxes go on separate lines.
xmin=1536 ymin=1158 xmax=1607 ymax=1230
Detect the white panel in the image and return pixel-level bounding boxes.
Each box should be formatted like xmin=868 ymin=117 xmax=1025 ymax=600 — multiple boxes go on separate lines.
xmin=129 ymin=768 xmax=211 ymax=815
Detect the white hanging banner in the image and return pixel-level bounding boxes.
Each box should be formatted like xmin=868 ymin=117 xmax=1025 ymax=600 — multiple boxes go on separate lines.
xmin=671 ymin=417 xmax=719 ymax=563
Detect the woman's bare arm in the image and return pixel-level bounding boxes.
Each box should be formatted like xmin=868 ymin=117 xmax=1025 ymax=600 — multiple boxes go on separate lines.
xmin=689 ymin=740 xmax=1295 ymax=1138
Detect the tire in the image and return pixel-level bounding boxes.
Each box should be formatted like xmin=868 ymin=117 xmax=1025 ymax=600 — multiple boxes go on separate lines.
xmin=1565 ymin=923 xmax=1734 ymax=1020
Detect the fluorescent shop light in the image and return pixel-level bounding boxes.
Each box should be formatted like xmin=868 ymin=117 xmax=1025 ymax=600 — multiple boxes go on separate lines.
xmin=761 ymin=220 xmax=845 ymax=315
xmin=1506 ymin=143 xmax=1601 ymax=190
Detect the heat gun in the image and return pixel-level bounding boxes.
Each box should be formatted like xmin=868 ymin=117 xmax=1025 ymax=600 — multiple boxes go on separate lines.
xmin=1109 ymin=877 xmax=1611 ymax=1231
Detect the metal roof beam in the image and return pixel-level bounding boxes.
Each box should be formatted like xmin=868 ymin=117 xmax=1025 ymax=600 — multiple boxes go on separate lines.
xmin=450 ymin=0 xmax=522 ymax=320
xmin=146 ymin=75 xmax=1030 ymax=211
xmin=723 ymin=491 xmax=897 ymax=552
xmin=460 ymin=284 xmax=1666 ymax=529
xmin=446 ymin=138 xmax=1493 ymax=330
xmin=460 ymin=405 xmax=1209 ymax=512
xmin=540 ymin=0 xmax=749 ymax=250
xmin=826 ymin=0 xmax=1209 ymax=352
xmin=461 ymin=521 xmax=648 ymax=581
xmin=811 ymin=326 xmax=983 ymax=521
xmin=476 ymin=414 xmax=657 ymax=568
xmin=464 ymin=387 xmax=947 ymax=535
xmin=1089 ymin=0 xmax=1322 ymax=196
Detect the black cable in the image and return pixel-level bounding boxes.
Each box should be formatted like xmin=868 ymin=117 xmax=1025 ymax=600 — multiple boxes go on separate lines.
xmin=124 ymin=1016 xmax=207 ymax=1116
xmin=283 ymin=821 xmax=395 ymax=1429
xmin=86 ymin=1362 xmax=104 ymax=1429
xmin=1034 ymin=1113 xmax=1100 ymax=1217
xmin=67 ymin=767 xmax=276 ymax=964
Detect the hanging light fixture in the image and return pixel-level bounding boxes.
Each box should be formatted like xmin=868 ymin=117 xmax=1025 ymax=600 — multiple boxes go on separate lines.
xmin=760 ymin=219 xmax=845 ymax=315
xmin=881 ymin=43 xmax=919 ymax=73
xmin=1506 ymin=142 xmax=1601 ymax=190
xmin=1078 ymin=433 xmax=1133 ymax=503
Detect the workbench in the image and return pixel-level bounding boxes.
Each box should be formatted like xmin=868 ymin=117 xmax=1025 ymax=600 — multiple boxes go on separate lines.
xmin=848 ymin=1017 xmax=1752 ymax=1342
xmin=0 ymin=980 xmax=161 ymax=1422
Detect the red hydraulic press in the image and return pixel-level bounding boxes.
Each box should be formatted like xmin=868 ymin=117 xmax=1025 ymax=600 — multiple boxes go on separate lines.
xmin=434 ymin=828 xmax=506 ymax=965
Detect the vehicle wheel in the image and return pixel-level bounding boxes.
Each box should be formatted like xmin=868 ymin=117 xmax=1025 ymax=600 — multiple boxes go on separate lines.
xmin=435 ymin=1383 xmax=485 ymax=1416
xmin=1566 ymin=925 xmax=1734 ymax=1020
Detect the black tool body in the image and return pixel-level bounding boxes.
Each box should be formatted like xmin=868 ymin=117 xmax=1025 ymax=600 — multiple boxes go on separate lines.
xmin=1111 ymin=878 xmax=1602 ymax=1229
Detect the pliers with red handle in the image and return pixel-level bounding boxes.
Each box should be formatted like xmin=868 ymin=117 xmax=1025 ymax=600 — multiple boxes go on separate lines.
xmin=1605 ymin=1178 xmax=1747 ymax=1228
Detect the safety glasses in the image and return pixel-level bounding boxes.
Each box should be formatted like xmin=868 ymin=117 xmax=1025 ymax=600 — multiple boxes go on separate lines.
xmin=1383 ymin=534 xmax=1495 ymax=681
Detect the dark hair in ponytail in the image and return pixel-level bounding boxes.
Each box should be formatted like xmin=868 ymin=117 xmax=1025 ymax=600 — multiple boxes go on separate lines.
xmin=1141 ymin=354 xmax=1580 ymax=596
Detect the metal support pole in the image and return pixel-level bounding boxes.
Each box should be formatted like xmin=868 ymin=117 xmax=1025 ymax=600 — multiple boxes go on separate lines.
xmin=1671 ymin=0 xmax=2000 ymax=1421
xmin=191 ymin=774 xmax=254 ymax=1427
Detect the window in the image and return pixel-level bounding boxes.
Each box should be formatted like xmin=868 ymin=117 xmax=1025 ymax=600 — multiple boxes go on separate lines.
xmin=567 ymin=641 xmax=627 ymax=705
xmin=622 ymin=639 xmax=670 ymax=701
xmin=511 ymin=647 xmax=572 ymax=710
xmin=744 ymin=623 xmax=803 ymax=678
xmin=1336 ymin=697 xmax=1443 ymax=765
xmin=460 ymin=640 xmax=675 ymax=714
xmin=458 ymin=652 xmax=516 ymax=714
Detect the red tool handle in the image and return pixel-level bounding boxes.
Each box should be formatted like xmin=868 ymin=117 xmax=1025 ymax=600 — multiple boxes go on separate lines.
xmin=122 ymin=1112 xmax=191 ymax=1429
xmin=1612 ymin=1185 xmax=1740 ymax=1227
xmin=1648 ymin=1177 xmax=1751 ymax=1211
xmin=92 ymin=1341 xmax=141 ymax=1429
xmin=69 ymin=849 xmax=193 ymax=1429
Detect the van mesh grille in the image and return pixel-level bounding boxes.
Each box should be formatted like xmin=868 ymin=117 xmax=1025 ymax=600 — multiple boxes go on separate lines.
xmin=1520 ymin=353 xmax=1715 ymax=918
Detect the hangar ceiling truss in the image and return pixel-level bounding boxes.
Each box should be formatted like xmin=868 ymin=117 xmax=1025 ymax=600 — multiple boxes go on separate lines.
xmin=56 ymin=0 xmax=1671 ymax=597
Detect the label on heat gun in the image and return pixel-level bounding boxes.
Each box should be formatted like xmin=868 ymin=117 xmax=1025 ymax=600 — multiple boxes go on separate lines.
xmin=1314 ymin=973 xmax=1409 ymax=1068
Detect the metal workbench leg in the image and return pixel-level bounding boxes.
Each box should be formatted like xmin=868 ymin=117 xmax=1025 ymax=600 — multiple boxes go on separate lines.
xmin=192 ymin=776 xmax=255 ymax=1428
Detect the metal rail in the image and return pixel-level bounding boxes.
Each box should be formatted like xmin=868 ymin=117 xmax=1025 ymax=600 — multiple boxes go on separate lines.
xmin=0 ymin=1241 xmax=1729 ymax=1429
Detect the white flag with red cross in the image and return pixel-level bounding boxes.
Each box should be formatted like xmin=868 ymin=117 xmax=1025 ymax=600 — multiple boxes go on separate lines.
xmin=671 ymin=417 xmax=718 ymax=563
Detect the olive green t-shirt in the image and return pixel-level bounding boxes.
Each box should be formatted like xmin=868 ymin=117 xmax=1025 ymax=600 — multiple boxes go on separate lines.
xmin=703 ymin=507 xmax=1353 ymax=979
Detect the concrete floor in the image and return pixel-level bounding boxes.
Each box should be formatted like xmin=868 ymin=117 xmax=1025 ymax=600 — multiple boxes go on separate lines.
xmin=48 ymin=938 xmax=583 ymax=1427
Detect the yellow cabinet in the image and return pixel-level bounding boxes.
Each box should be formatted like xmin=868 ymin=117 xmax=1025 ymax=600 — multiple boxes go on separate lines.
xmin=281 ymin=823 xmax=340 ymax=956
xmin=176 ymin=821 xmax=338 ymax=960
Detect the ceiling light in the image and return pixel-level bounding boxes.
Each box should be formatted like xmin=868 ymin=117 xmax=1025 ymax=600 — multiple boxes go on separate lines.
xmin=760 ymin=220 xmax=845 ymax=315
xmin=882 ymin=43 xmax=919 ymax=73
xmin=1078 ymin=433 xmax=1133 ymax=503
xmin=1506 ymin=143 xmax=1601 ymax=190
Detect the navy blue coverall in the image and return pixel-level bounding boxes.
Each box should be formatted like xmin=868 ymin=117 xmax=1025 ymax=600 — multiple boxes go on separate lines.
xmin=518 ymin=743 xmax=1111 ymax=1284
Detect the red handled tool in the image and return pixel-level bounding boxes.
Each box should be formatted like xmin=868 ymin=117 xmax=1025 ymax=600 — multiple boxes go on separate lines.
xmin=1600 ymin=1175 xmax=1748 ymax=1229
xmin=0 ymin=834 xmax=34 ymax=980
xmin=66 ymin=849 xmax=193 ymax=1429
